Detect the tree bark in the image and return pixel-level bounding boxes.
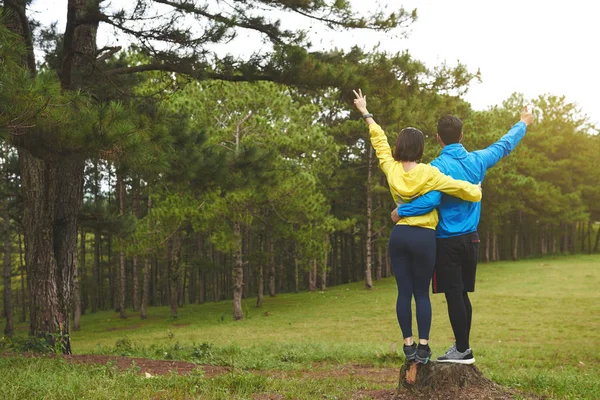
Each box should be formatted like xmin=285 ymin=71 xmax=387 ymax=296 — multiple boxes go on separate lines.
xmin=140 ymin=258 xmax=150 ymax=320
xmin=131 ymin=178 xmax=140 ymax=311
xmin=376 ymin=244 xmax=383 ymax=280
xmin=72 ymin=228 xmax=83 ymax=331
xmin=320 ymin=235 xmax=328 ymax=291
xmin=594 ymin=223 xmax=600 ymax=253
xmin=308 ymin=259 xmax=317 ymax=292
xmin=294 ymin=258 xmax=299 ymax=293
xmin=168 ymin=230 xmax=182 ymax=318
xmin=18 ymin=232 xmax=26 ymax=323
xmin=3 ymin=198 xmax=13 ymax=336
xmin=256 ymin=261 xmax=264 ymax=308
xmin=484 ymin=231 xmax=490 ymax=262
xmin=117 ymin=172 xmax=127 ymax=319
xmin=364 ymin=146 xmax=374 ymax=289
xmin=140 ymin=190 xmax=151 ymax=319
xmin=268 ymin=238 xmax=276 ymax=297
xmin=232 ymin=222 xmax=244 ymax=320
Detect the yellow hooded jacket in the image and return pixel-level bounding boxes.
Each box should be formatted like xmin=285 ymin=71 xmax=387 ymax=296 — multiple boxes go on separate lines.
xmin=369 ymin=123 xmax=482 ymax=230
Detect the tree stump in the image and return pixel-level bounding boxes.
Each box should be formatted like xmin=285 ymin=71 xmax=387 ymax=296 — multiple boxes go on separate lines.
xmin=393 ymin=360 xmax=495 ymax=399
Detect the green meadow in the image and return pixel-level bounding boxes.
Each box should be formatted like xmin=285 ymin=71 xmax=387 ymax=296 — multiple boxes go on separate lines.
xmin=2 ymin=255 xmax=600 ymax=399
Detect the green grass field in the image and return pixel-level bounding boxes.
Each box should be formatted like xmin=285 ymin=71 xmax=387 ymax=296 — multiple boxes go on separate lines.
xmin=2 ymin=254 xmax=600 ymax=399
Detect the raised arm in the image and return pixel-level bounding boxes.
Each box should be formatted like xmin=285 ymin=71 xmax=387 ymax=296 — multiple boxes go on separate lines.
xmin=473 ymin=106 xmax=533 ymax=170
xmin=353 ymin=89 xmax=395 ymax=175
xmin=424 ymin=165 xmax=482 ymax=202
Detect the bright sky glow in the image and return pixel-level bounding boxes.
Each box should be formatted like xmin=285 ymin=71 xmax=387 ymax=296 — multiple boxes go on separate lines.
xmin=30 ymin=0 xmax=600 ymax=126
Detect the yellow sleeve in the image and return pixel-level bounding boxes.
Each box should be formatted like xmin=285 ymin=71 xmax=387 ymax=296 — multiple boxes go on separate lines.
xmin=368 ymin=123 xmax=395 ymax=175
xmin=424 ymin=166 xmax=482 ymax=202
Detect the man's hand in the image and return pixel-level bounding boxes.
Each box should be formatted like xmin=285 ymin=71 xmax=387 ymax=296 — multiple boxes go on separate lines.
xmin=391 ymin=207 xmax=401 ymax=224
xmin=520 ymin=106 xmax=534 ymax=126
xmin=353 ymin=89 xmax=368 ymax=115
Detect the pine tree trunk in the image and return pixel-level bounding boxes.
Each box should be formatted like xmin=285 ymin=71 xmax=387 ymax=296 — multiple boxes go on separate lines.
xmin=79 ymin=227 xmax=87 ymax=314
xmin=72 ymin=227 xmax=83 ymax=331
xmin=140 ymin=258 xmax=150 ymax=320
xmin=594 ymin=224 xmax=600 ymax=253
xmin=18 ymin=232 xmax=26 ymax=323
xmin=92 ymin=228 xmax=100 ymax=313
xmin=484 ymin=231 xmax=490 ymax=262
xmin=587 ymin=221 xmax=592 ymax=255
xmin=320 ymin=235 xmax=328 ymax=291
xmin=232 ymin=222 xmax=244 ymax=320
xmin=117 ymin=172 xmax=127 ymax=319
xmin=513 ymin=226 xmax=519 ymax=261
xmin=140 ymin=191 xmax=152 ymax=319
xmin=385 ymin=249 xmax=391 ymax=277
xmin=308 ymin=259 xmax=317 ymax=292
xmin=3 ymin=202 xmax=13 ymax=336
xmin=268 ymin=238 xmax=276 ymax=297
xmin=169 ymin=230 xmax=182 ymax=318
xmin=294 ymin=258 xmax=299 ymax=293
xmin=256 ymin=262 xmax=263 ymax=308
xmin=492 ymin=230 xmax=500 ymax=261
xmin=199 ymin=271 xmax=206 ymax=304
xmin=365 ymin=147 xmax=374 ymax=289
xmin=131 ymin=178 xmax=140 ymax=311
xmin=375 ymin=245 xmax=382 ymax=281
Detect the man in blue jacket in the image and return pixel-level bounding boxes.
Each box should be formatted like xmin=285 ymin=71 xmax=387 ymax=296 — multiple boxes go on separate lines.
xmin=391 ymin=107 xmax=534 ymax=364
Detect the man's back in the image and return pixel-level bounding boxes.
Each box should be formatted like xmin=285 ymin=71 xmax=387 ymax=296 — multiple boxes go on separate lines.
xmin=397 ymin=120 xmax=528 ymax=237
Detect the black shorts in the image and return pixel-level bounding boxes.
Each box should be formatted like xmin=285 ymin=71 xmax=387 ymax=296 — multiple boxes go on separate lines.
xmin=432 ymin=232 xmax=480 ymax=294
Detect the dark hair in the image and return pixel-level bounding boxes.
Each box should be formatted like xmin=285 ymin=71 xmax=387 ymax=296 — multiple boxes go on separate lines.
xmin=394 ymin=127 xmax=424 ymax=162
xmin=437 ymin=115 xmax=463 ymax=144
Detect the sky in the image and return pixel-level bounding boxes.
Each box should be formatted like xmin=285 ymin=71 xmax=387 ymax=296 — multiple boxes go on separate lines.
xmin=29 ymin=0 xmax=600 ymax=126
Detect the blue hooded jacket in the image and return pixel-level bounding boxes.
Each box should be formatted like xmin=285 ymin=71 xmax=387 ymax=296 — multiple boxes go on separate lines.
xmin=397 ymin=121 xmax=527 ymax=238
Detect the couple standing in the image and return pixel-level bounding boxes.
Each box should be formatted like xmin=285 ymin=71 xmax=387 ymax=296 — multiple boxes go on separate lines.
xmin=353 ymin=89 xmax=533 ymax=364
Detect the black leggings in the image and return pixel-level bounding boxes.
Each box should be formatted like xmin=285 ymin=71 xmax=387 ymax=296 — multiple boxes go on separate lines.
xmin=388 ymin=225 xmax=436 ymax=340
xmin=445 ymin=291 xmax=473 ymax=352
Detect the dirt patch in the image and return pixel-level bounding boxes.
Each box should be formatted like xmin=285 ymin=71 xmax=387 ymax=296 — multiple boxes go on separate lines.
xmin=63 ymin=354 xmax=228 ymax=377
xmin=6 ymin=354 xmax=542 ymax=399
xmin=104 ymin=324 xmax=143 ymax=332
xmin=171 ymin=323 xmax=190 ymax=328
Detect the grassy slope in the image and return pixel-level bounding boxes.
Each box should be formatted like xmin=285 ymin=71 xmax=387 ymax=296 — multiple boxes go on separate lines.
xmin=3 ymin=254 xmax=600 ymax=399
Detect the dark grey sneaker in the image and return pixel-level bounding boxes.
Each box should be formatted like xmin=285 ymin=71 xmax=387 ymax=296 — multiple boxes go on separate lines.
xmin=403 ymin=343 xmax=417 ymax=361
xmin=415 ymin=344 xmax=432 ymax=364
xmin=437 ymin=344 xmax=475 ymax=364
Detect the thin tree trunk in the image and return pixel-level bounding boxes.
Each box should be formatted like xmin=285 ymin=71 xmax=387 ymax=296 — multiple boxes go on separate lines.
xmin=294 ymin=258 xmax=299 ymax=293
xmin=232 ymin=222 xmax=244 ymax=320
xmin=365 ymin=146 xmax=374 ymax=289
xmin=3 ymin=200 xmax=13 ymax=336
xmin=484 ymin=231 xmax=490 ymax=262
xmin=492 ymin=230 xmax=498 ymax=261
xmin=93 ymin=228 xmax=100 ymax=313
xmin=169 ymin=230 xmax=182 ymax=318
xmin=18 ymin=232 xmax=26 ymax=322
xmin=268 ymin=238 xmax=276 ymax=297
xmin=131 ymin=178 xmax=140 ymax=311
xmin=321 ymin=235 xmax=328 ymax=291
xmin=140 ymin=258 xmax=150 ymax=320
xmin=256 ymin=262 xmax=264 ymax=308
xmin=72 ymin=228 xmax=83 ymax=331
xmin=587 ymin=221 xmax=592 ymax=255
xmin=117 ymin=172 xmax=127 ymax=319
xmin=594 ymin=224 xmax=600 ymax=253
xmin=376 ymin=244 xmax=382 ymax=280
xmin=385 ymin=249 xmax=391 ymax=277
xmin=309 ymin=259 xmax=317 ymax=292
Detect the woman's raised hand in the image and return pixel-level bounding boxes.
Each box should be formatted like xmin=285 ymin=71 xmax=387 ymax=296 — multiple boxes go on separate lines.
xmin=353 ymin=89 xmax=368 ymax=114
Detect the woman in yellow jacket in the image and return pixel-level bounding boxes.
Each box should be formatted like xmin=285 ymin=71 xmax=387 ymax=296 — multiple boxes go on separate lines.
xmin=353 ymin=89 xmax=482 ymax=364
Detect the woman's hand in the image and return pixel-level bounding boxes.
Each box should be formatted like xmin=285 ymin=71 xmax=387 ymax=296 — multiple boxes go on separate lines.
xmin=353 ymin=89 xmax=368 ymax=115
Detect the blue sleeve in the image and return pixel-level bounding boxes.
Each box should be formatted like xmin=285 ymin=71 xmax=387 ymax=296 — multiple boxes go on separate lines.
xmin=472 ymin=121 xmax=527 ymax=170
xmin=398 ymin=190 xmax=442 ymax=217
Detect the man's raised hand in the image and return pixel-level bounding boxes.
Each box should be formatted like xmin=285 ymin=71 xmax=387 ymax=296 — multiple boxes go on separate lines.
xmin=353 ymin=89 xmax=368 ymax=114
xmin=520 ymin=106 xmax=534 ymax=126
